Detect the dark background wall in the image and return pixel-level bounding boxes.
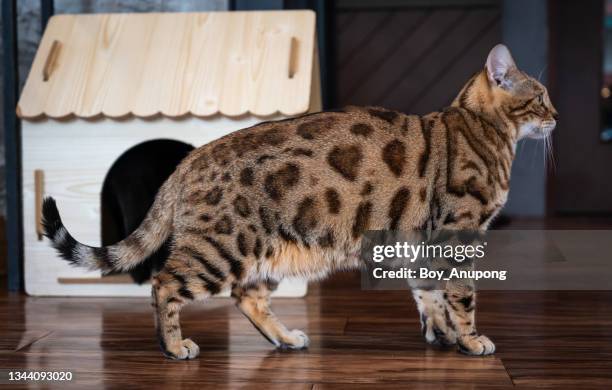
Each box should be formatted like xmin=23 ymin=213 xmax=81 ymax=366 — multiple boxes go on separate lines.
xmin=550 ymin=0 xmax=612 ymax=215
xmin=335 ymin=3 xmax=501 ymax=117
xmin=1 ymin=0 xmax=609 ymax=219
xmin=501 ymin=0 xmax=548 ymax=216
xmin=334 ymin=0 xmax=550 ymax=217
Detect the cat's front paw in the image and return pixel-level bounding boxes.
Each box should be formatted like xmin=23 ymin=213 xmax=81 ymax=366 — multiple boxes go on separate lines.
xmin=164 ymin=338 xmax=200 ymax=360
xmin=430 ymin=324 xmax=457 ymax=347
xmin=421 ymin=312 xmax=457 ymax=347
xmin=457 ymin=334 xmax=495 ymax=356
xmin=278 ymin=329 xmax=310 ymax=350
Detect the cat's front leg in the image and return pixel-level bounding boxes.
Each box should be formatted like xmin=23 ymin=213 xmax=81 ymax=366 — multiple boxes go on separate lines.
xmin=413 ymin=289 xmax=457 ymax=346
xmin=444 ymin=280 xmax=495 ymax=355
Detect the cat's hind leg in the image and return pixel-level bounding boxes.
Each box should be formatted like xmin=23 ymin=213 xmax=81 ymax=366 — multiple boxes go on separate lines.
xmin=151 ymin=268 xmax=204 ymax=360
xmin=232 ymin=280 xmax=309 ymax=349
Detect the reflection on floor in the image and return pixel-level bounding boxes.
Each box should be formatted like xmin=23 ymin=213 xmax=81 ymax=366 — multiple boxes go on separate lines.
xmin=1 ymin=216 xmax=611 ymax=388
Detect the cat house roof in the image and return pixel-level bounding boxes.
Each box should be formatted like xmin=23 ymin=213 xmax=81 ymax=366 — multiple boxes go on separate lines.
xmin=17 ymin=11 xmax=317 ymax=120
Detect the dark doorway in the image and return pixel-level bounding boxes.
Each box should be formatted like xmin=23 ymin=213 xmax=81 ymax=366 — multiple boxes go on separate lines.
xmin=101 ymin=139 xmax=194 ymax=284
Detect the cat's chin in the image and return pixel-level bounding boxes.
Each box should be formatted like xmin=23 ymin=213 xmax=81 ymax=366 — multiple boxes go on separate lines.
xmin=526 ymin=131 xmax=549 ymax=140
xmin=526 ymin=126 xmax=555 ymax=140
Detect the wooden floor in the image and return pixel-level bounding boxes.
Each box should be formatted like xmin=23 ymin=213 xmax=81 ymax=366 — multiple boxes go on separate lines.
xmin=2 ymin=216 xmax=612 ymax=388
xmin=1 ymin=273 xmax=612 ymax=389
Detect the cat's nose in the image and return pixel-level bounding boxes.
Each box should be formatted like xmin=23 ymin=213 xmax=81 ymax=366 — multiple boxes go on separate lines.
xmin=552 ymin=112 xmax=559 ymax=121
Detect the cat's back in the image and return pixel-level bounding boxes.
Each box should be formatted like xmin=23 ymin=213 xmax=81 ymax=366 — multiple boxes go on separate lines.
xmin=182 ymin=106 xmax=426 ymax=175
xmin=175 ymin=107 xmax=432 ymax=234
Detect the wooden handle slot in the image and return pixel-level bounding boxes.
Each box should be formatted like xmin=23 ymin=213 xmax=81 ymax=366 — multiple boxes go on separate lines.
xmin=58 ymin=275 xmax=140 ymax=285
xmin=43 ymin=40 xmax=61 ymax=82
xmin=288 ymin=37 xmax=299 ymax=79
xmin=35 ymin=170 xmax=45 ymax=240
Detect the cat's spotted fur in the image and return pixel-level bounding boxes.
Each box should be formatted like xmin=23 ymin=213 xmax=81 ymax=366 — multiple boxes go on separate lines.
xmin=42 ymin=45 xmax=557 ymax=359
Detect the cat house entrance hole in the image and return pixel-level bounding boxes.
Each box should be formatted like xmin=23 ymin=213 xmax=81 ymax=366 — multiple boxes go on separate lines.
xmin=101 ymin=139 xmax=194 ymax=284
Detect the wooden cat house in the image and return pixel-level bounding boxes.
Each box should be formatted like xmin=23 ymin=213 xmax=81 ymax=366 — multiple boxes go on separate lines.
xmin=17 ymin=11 xmax=320 ymax=297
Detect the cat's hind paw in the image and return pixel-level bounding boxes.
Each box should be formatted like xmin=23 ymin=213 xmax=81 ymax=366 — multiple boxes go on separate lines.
xmin=278 ymin=329 xmax=310 ymax=350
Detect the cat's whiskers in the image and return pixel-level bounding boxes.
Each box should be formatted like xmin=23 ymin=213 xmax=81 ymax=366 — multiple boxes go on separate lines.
xmin=544 ymin=132 xmax=556 ymax=172
xmin=518 ymin=137 xmax=527 ymax=155
xmin=537 ymin=65 xmax=548 ymax=82
xmin=530 ymin=137 xmax=540 ymax=167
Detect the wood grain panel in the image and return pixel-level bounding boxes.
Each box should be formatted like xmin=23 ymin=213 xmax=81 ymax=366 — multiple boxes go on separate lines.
xmin=335 ymin=6 xmax=501 ymax=115
xmin=382 ymin=9 xmax=500 ymax=111
xmin=17 ymin=11 xmax=317 ymax=119
xmin=409 ymin=14 xmax=500 ymax=114
xmin=337 ymin=11 xmax=393 ymax=68
xmin=337 ymin=10 xmax=429 ymax=103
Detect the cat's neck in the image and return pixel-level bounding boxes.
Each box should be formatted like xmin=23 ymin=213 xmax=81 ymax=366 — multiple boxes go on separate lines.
xmin=450 ymin=71 xmax=519 ymax=146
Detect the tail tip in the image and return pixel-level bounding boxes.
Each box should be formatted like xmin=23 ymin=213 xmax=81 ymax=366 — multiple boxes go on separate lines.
xmin=41 ymin=196 xmax=61 ymax=239
xmin=41 ymin=196 xmax=81 ymax=264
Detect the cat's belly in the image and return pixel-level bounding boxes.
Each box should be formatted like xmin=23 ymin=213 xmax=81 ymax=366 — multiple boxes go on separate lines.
xmin=248 ymin=238 xmax=363 ymax=283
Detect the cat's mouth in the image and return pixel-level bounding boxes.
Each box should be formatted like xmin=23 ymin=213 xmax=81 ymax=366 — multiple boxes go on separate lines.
xmin=527 ymin=120 xmax=556 ymax=139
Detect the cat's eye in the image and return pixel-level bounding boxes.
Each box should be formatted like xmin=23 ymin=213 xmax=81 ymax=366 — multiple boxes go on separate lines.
xmin=537 ymin=94 xmax=544 ymax=105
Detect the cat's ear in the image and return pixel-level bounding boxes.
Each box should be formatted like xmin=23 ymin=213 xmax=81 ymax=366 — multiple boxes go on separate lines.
xmin=485 ymin=44 xmax=517 ymax=90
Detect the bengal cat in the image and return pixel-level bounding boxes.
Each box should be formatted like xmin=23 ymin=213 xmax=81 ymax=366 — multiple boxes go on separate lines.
xmin=42 ymin=44 xmax=557 ymax=360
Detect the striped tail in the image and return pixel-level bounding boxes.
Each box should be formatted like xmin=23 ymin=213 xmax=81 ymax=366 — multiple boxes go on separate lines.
xmin=41 ymin=173 xmax=177 ymax=274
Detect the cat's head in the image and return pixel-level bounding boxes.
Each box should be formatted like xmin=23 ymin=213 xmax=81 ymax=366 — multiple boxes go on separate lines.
xmin=483 ymin=44 xmax=558 ymax=139
xmin=457 ymin=44 xmax=558 ymax=140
